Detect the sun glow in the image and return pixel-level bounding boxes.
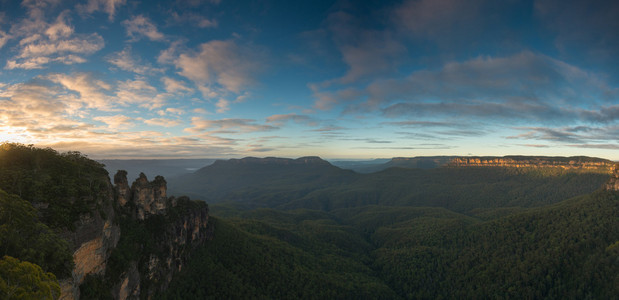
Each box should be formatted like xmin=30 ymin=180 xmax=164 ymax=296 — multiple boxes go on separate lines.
xmin=0 ymin=126 xmax=34 ymax=145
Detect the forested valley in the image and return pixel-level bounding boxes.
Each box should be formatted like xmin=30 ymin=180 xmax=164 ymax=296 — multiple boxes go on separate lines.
xmin=161 ymin=157 xmax=619 ymax=299
xmin=0 ymin=144 xmax=617 ymax=299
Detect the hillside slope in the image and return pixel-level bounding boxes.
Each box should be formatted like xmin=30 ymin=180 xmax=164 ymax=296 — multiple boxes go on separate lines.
xmin=0 ymin=143 xmax=212 ymax=300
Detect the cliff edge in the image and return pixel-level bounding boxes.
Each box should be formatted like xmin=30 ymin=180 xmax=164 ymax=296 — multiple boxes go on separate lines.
xmin=605 ymin=164 xmax=619 ymax=191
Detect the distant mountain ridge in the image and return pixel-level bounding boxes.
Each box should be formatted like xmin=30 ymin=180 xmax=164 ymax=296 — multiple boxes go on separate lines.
xmin=168 ymin=155 xmax=614 ymax=213
xmin=168 ymin=156 xmax=358 ymax=204
xmin=334 ymin=155 xmax=615 ymax=173
xmin=210 ymin=156 xmax=331 ymax=167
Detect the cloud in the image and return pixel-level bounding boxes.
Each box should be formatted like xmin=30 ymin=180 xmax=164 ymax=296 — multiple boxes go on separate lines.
xmin=143 ymin=118 xmax=182 ymax=127
xmin=39 ymin=133 xmax=240 ymax=159
xmin=578 ymin=105 xmax=619 ymax=123
xmin=165 ymin=107 xmax=185 ymax=115
xmin=535 ymin=0 xmax=619 ymax=63
xmin=313 ymin=51 xmax=615 ymax=127
xmin=325 ymin=10 xmax=406 ymax=84
xmin=0 ymin=80 xmax=93 ymax=142
xmin=123 ymin=15 xmax=165 ymax=41
xmin=161 ymin=77 xmax=193 ymax=93
xmin=0 ymin=31 xmax=9 ymax=49
xmin=6 ymin=11 xmax=104 ymax=69
xmin=173 ymin=39 xmax=263 ymax=95
xmin=393 ymin=0 xmax=483 ymax=38
xmin=115 ymin=78 xmax=164 ymax=109
xmin=508 ymin=125 xmax=619 ymax=146
xmin=192 ymin=108 xmax=209 ymax=114
xmin=93 ymin=114 xmax=135 ymax=129
xmin=106 ymin=47 xmax=163 ymax=75
xmin=77 ymin=0 xmax=126 ymax=21
xmin=185 ymin=117 xmax=277 ymax=133
xmin=47 ymin=72 xmax=113 ymax=111
xmin=215 ymin=99 xmax=229 ymax=113
xmin=170 ymin=11 xmax=217 ymax=28
xmin=309 ymin=84 xmax=363 ymax=110
xmin=266 ymin=113 xmax=317 ymax=126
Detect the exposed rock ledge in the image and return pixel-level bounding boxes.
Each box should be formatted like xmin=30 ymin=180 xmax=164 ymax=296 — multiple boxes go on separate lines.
xmin=605 ymin=164 xmax=619 ymax=191
xmin=448 ymin=156 xmax=613 ymax=171
xmin=59 ymin=171 xmax=212 ymax=300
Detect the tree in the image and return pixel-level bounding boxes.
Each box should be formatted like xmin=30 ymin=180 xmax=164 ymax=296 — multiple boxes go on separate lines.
xmin=0 ymin=255 xmax=60 ymax=299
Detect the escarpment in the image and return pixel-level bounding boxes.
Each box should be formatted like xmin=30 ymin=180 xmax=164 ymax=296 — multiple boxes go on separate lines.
xmin=447 ymin=156 xmax=613 ymax=171
xmin=605 ymin=164 xmax=619 ymax=191
xmin=58 ymin=184 xmax=120 ymax=300
xmin=58 ymin=168 xmax=212 ymax=299
xmin=106 ymin=171 xmax=212 ymax=300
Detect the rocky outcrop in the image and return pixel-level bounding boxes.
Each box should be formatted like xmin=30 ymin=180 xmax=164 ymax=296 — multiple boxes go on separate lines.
xmin=114 ymin=170 xmax=130 ymax=207
xmin=447 ymin=156 xmax=613 ymax=171
xmin=110 ymin=171 xmax=212 ymax=299
xmin=130 ymin=173 xmax=168 ymax=220
xmin=605 ymin=164 xmax=619 ymax=191
xmin=58 ymin=169 xmax=212 ymax=300
xmin=59 ymin=180 xmax=121 ymax=300
xmin=116 ymin=172 xmax=170 ymax=220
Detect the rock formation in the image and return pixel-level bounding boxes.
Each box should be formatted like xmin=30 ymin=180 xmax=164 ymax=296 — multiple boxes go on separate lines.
xmin=605 ymin=164 xmax=619 ymax=191
xmin=113 ymin=204 xmax=211 ymax=299
xmin=447 ymin=156 xmax=614 ymax=171
xmin=57 ymin=170 xmax=212 ymax=300
xmin=129 ymin=173 xmax=168 ymax=220
xmin=110 ymin=171 xmax=212 ymax=299
xmin=59 ymin=180 xmax=120 ymax=300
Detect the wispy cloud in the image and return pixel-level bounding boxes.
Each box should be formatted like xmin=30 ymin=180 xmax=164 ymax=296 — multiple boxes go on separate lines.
xmin=266 ymin=113 xmax=317 ymax=127
xmin=169 ymin=11 xmax=217 ymax=28
xmin=161 ymin=76 xmax=193 ymax=93
xmin=508 ymin=125 xmax=619 ymax=149
xmin=535 ymin=0 xmax=619 ymax=63
xmin=324 ymin=9 xmax=406 ymax=84
xmin=115 ymin=78 xmax=164 ymax=109
xmin=77 ymin=0 xmax=126 ymax=21
xmin=123 ymin=15 xmax=165 ymax=41
xmin=47 ymin=72 xmax=113 ymax=111
xmin=106 ymin=47 xmax=163 ymax=75
xmin=312 ymin=51 xmax=615 ymax=130
xmin=93 ymin=114 xmax=135 ymax=130
xmin=6 ymin=11 xmax=104 ymax=69
xmin=185 ymin=117 xmax=277 ymax=134
xmin=143 ymin=118 xmax=182 ymax=127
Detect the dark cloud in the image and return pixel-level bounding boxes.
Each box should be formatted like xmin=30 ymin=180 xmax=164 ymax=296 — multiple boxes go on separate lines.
xmin=324 ymin=6 xmax=406 ymax=84
xmin=509 ymin=125 xmax=619 ymax=147
xmin=535 ymin=0 xmax=619 ymax=67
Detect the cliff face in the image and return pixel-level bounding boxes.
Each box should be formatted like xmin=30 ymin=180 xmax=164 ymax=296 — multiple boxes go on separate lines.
xmin=605 ymin=164 xmax=619 ymax=191
xmin=57 ymin=169 xmax=212 ymax=300
xmin=129 ymin=173 xmax=168 ymax=220
xmin=59 ymin=180 xmax=121 ymax=300
xmin=448 ymin=156 xmax=613 ymax=171
xmin=110 ymin=171 xmax=212 ymax=300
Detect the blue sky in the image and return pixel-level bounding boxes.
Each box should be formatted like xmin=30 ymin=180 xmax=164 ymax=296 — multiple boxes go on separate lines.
xmin=0 ymin=0 xmax=617 ymax=159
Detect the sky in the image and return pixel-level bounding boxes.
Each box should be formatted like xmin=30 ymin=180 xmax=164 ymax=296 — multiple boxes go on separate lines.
xmin=0 ymin=0 xmax=617 ymax=160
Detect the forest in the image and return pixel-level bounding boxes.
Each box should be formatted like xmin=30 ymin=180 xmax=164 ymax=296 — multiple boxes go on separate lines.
xmin=0 ymin=143 xmax=617 ymax=299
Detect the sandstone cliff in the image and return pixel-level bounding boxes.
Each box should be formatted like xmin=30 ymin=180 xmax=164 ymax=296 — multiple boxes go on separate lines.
xmin=447 ymin=156 xmax=613 ymax=172
xmin=57 ymin=169 xmax=212 ymax=300
xmin=605 ymin=164 xmax=619 ymax=191
xmin=109 ymin=171 xmax=212 ymax=300
xmin=59 ymin=177 xmax=120 ymax=300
